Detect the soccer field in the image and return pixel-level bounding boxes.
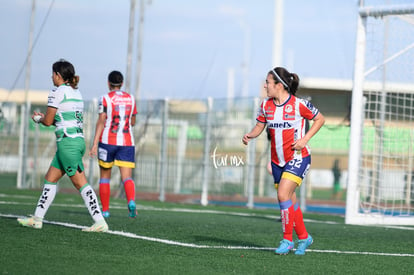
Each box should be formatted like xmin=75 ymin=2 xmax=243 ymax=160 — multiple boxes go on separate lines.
xmin=1 ymin=187 xmax=413 ymax=274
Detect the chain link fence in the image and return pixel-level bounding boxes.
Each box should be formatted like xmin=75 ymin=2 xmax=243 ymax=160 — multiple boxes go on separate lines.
xmin=0 ymin=97 xmax=347 ymax=208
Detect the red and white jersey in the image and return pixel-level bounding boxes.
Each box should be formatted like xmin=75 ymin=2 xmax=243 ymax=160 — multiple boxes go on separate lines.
xmin=98 ymin=90 xmax=137 ymax=146
xmin=256 ymin=95 xmax=319 ymax=166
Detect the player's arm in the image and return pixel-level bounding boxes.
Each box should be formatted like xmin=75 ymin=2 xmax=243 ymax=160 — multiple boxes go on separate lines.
xmin=130 ymin=114 xmax=136 ymax=127
xmin=292 ymin=112 xmax=325 ymax=151
xmin=35 ymin=106 xmax=57 ymax=126
xmin=130 ymin=99 xmax=137 ymax=127
xmin=242 ymin=122 xmax=266 ymax=145
xmin=39 ymin=87 xmax=61 ymax=126
xmin=89 ymin=112 xmax=106 ymax=157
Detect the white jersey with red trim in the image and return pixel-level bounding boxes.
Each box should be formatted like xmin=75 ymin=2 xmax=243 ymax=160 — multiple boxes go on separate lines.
xmin=256 ymin=95 xmax=319 ymax=166
xmin=98 ymin=90 xmax=137 ymax=146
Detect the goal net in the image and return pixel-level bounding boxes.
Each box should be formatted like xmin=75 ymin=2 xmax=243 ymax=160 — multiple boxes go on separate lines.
xmin=346 ymin=2 xmax=414 ymax=225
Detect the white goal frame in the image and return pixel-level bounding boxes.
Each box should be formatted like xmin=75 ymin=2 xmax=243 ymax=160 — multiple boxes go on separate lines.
xmin=346 ymin=2 xmax=414 ymax=225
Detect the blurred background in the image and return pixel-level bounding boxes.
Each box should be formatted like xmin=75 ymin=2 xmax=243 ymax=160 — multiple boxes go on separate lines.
xmin=0 ymin=0 xmax=357 ymax=100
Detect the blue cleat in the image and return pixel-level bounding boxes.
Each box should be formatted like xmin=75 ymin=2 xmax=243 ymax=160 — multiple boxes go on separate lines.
xmin=102 ymin=211 xmax=110 ymax=218
xmin=275 ymin=239 xmax=294 ymax=255
xmin=295 ymin=234 xmax=313 ymax=255
xmin=128 ymin=200 xmax=137 ymax=218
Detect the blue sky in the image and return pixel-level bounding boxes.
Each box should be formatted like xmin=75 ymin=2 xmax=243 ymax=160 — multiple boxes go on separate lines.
xmin=0 ymin=0 xmax=360 ymax=100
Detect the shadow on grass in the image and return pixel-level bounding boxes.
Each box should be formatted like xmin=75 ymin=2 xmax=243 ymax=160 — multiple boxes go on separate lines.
xmin=193 ymin=235 xmax=272 ymax=250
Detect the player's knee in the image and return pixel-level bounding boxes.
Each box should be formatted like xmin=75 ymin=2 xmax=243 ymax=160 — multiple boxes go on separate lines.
xmin=277 ymin=192 xmax=291 ymax=202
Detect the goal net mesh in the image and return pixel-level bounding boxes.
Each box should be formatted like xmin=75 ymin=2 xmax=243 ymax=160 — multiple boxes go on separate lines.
xmin=349 ymin=2 xmax=414 ymax=224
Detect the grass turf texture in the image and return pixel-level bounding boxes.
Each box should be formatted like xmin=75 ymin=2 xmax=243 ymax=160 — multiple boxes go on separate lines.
xmin=0 ymin=187 xmax=413 ymax=274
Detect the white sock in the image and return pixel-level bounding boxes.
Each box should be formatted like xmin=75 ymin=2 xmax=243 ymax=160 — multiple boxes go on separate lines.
xmin=80 ymin=184 xmax=104 ymax=223
xmin=34 ymin=183 xmax=57 ymax=219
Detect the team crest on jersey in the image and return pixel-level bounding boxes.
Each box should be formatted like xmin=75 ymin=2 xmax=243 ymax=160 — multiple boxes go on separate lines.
xmin=284 ymin=104 xmax=293 ymax=113
xmin=283 ymin=104 xmax=295 ymax=120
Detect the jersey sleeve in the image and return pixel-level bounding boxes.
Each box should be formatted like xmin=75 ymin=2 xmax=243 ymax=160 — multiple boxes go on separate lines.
xmin=256 ymin=100 xmax=267 ymax=123
xmin=299 ymin=98 xmax=319 ymax=120
xmin=47 ymin=87 xmax=62 ymax=109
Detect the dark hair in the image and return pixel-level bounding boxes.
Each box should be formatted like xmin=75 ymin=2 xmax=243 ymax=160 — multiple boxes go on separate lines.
xmin=269 ymin=67 xmax=300 ymax=95
xmin=108 ymin=71 xmax=124 ymax=87
xmin=53 ymin=59 xmax=79 ymax=89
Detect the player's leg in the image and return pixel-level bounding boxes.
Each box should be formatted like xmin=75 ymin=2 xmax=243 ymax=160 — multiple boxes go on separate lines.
xmin=73 ymin=172 xmax=108 ymax=232
xmin=120 ymin=167 xmax=137 ymax=218
xmin=99 ymin=168 xmax=112 ymax=217
xmin=69 ymin=169 xmax=105 ymax=220
xmin=115 ymin=145 xmax=137 ymax=218
xmin=291 ymin=193 xmax=308 ymax=239
xmin=97 ymin=143 xmax=117 ymax=218
xmin=275 ymin=178 xmax=297 ymax=255
xmin=269 ymin=162 xmax=294 ymax=254
xmin=60 ymin=137 xmax=107 ymax=232
xmin=294 ymin=204 xmax=313 ymax=255
xmin=292 ymin=191 xmax=313 ymax=255
xmin=289 ymin=193 xmax=310 ymax=240
xmin=17 ymin=164 xmax=64 ymax=229
xmin=283 ymin=156 xmax=313 ymax=255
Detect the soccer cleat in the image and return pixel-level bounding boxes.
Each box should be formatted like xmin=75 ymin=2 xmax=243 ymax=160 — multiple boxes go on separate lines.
xmin=82 ymin=219 xmax=108 ymax=232
xmin=128 ymin=200 xmax=137 ymax=218
xmin=295 ymin=234 xmax=313 ymax=255
xmin=275 ymin=239 xmax=294 ymax=255
xmin=17 ymin=216 xmax=43 ymax=229
xmin=102 ymin=211 xmax=110 ymax=218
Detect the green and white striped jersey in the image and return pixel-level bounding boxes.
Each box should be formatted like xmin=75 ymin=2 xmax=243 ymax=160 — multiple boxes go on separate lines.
xmin=47 ymin=84 xmax=84 ymax=142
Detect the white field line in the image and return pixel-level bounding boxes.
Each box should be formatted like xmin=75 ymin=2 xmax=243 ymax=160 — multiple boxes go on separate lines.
xmin=0 ymin=199 xmax=325 ymax=224
xmin=1 ymin=212 xmax=414 ymax=257
xmin=2 ymin=196 xmax=414 ymax=229
xmin=2 ymin=196 xmax=414 ymax=257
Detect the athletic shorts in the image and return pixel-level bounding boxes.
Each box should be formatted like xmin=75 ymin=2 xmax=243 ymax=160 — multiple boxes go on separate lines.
xmin=271 ymin=156 xmax=311 ymax=188
xmin=51 ymin=137 xmax=85 ymax=177
xmin=98 ymin=142 xmax=135 ymax=169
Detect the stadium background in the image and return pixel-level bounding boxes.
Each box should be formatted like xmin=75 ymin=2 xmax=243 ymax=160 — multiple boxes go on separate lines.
xmin=0 ymin=81 xmax=354 ymax=212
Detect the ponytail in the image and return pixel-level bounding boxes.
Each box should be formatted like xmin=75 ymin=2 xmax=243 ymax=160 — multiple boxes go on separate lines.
xmin=269 ymin=67 xmax=300 ymax=95
xmin=52 ymin=59 xmax=79 ymax=89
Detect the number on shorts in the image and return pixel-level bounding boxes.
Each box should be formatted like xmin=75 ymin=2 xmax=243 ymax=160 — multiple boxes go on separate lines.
xmin=289 ymin=158 xmax=302 ymax=169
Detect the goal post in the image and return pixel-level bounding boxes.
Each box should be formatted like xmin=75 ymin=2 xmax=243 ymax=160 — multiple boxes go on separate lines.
xmin=346 ymin=2 xmax=414 ymax=225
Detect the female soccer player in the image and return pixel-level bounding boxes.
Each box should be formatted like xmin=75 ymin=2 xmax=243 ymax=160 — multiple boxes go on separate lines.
xmin=89 ymin=71 xmax=138 ymax=218
xmin=17 ymin=59 xmax=108 ymax=232
xmin=242 ymin=66 xmax=325 ymax=255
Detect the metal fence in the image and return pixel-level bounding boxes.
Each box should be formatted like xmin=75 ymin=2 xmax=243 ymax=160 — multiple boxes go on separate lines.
xmin=0 ymin=98 xmax=278 ymax=204
xmin=0 ymin=97 xmax=349 ymax=208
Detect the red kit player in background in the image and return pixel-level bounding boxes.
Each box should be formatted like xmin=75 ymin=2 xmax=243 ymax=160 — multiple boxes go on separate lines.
xmin=89 ymin=71 xmax=138 ymax=218
xmin=243 ymin=67 xmax=325 ymax=255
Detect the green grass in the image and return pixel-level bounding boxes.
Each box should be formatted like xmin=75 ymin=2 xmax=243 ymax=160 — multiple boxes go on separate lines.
xmin=0 ymin=187 xmax=413 ymax=275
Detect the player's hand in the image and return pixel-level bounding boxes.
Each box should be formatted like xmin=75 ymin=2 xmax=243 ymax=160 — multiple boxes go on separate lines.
xmin=32 ymin=111 xmax=44 ymax=123
xmin=242 ymin=134 xmax=252 ymax=145
xmin=89 ymin=145 xmax=98 ymax=157
xmin=291 ymin=138 xmax=306 ymax=151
